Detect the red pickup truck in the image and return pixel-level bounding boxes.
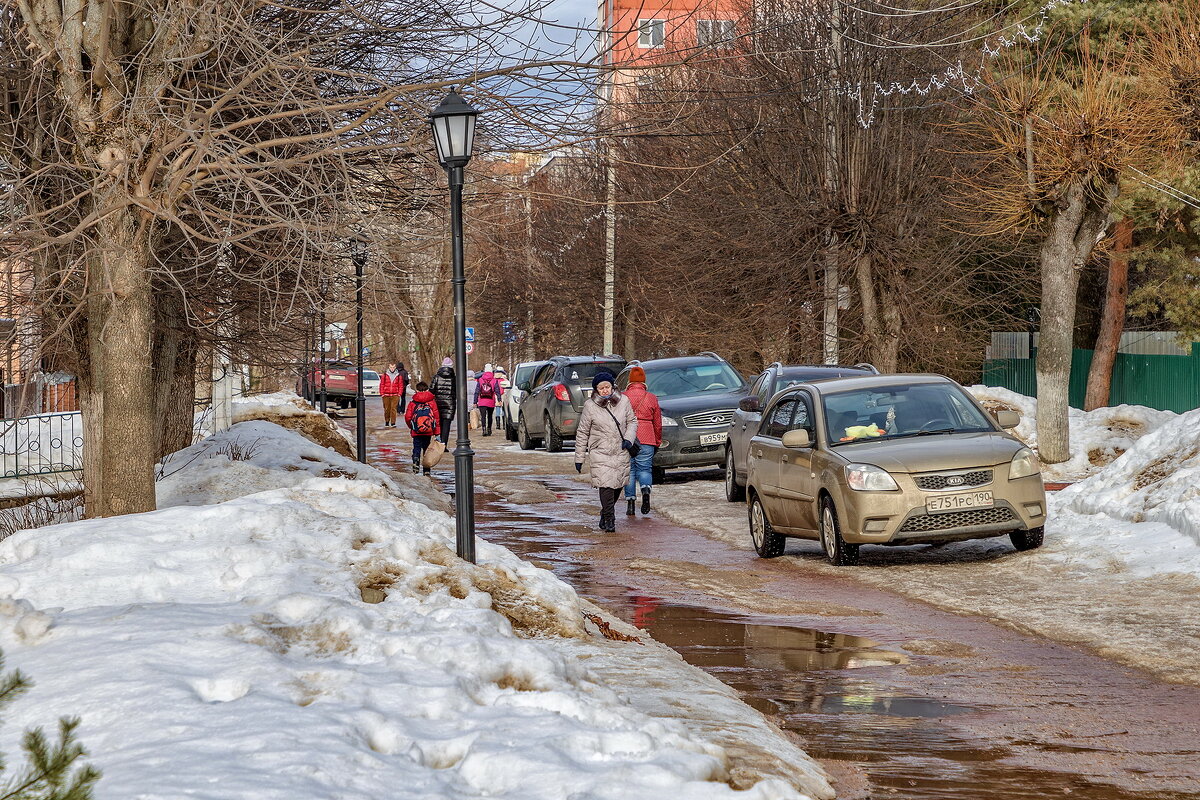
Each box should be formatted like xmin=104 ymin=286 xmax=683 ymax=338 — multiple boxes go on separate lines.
xmin=298 ymin=359 xmax=360 ymax=409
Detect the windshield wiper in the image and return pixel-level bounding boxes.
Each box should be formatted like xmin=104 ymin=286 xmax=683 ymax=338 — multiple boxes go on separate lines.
xmin=915 ymin=427 xmax=957 ymax=436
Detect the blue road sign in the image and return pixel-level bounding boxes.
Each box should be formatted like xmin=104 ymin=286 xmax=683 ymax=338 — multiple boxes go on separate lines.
xmin=465 ymin=327 xmax=475 ymax=342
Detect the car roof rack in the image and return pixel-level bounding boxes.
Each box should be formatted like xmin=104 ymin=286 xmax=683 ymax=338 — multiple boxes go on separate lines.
xmin=698 ymin=351 xmax=722 ymax=360
xmin=853 ymin=362 xmax=880 ymax=374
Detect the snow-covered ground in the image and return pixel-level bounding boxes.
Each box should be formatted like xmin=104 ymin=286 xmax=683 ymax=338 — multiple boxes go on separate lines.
xmin=966 ymin=385 xmax=1177 ymax=481
xmin=0 ymin=395 xmax=830 ymax=800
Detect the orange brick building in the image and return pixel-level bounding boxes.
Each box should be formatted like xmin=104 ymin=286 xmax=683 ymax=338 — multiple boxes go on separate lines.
xmin=598 ymin=0 xmax=748 ymax=97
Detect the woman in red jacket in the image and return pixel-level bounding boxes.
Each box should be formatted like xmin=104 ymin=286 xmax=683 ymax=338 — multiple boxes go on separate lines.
xmin=622 ymin=366 xmax=662 ymax=515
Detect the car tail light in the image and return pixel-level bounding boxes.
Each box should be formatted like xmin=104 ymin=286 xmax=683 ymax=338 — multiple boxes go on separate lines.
xmin=554 ymin=383 xmax=571 ymax=402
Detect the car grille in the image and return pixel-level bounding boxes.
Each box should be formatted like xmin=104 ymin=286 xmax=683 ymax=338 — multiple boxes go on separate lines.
xmin=679 ymin=443 xmax=724 ymax=454
xmin=898 ymin=507 xmax=1016 ymax=533
xmin=914 ymin=469 xmax=993 ymax=491
xmin=682 ymin=409 xmax=734 ymax=428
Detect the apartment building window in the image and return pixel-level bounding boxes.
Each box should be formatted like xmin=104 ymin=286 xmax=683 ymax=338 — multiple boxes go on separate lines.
xmin=697 ymin=19 xmax=736 ymax=48
xmin=638 ymin=19 xmax=665 ymax=48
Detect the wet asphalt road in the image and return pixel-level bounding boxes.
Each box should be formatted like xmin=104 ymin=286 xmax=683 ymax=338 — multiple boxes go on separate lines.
xmin=345 ymin=404 xmax=1200 ymax=799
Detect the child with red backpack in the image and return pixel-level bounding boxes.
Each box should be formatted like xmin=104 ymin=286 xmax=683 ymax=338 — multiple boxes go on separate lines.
xmin=405 ymin=382 xmax=441 ymax=474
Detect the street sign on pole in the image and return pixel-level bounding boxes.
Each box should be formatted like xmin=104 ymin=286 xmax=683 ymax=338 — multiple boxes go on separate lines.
xmin=466 ymin=342 xmax=475 ymax=354
xmin=465 ymin=326 xmax=475 ymax=342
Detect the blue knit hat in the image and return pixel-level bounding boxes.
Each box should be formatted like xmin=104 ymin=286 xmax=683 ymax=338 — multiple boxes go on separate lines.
xmin=592 ymin=371 xmax=615 ymax=391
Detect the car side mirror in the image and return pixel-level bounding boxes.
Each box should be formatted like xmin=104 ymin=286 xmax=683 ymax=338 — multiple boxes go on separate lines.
xmin=739 ymin=396 xmax=761 ymax=413
xmin=517 ymin=380 xmax=530 ymax=391
xmin=996 ymin=410 xmax=1020 ymax=429
xmin=782 ymin=429 xmax=811 ymax=449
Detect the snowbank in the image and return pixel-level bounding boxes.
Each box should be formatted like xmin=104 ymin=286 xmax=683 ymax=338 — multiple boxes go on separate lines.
xmin=967 ymin=386 xmax=1176 ymax=480
xmin=1054 ymin=407 xmax=1200 ymax=555
xmin=0 ymin=420 xmax=827 ymax=800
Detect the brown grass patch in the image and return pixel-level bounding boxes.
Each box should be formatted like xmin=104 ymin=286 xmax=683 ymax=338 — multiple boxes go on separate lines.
xmin=1134 ymin=447 xmax=1199 ymax=490
xmin=583 ymin=612 xmax=643 ymax=643
xmin=416 ymin=543 xmax=586 ymax=639
xmin=1106 ymin=417 xmax=1146 ymax=437
xmin=237 ymin=410 xmax=354 ymax=458
xmin=321 ymin=466 xmax=356 ymax=479
xmin=231 ymin=614 xmax=356 ymax=656
xmin=495 ymin=674 xmax=541 ymax=691
xmin=1088 ymin=447 xmax=1126 ymax=467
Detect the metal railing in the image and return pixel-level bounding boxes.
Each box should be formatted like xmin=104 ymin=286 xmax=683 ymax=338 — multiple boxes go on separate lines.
xmin=1 ymin=411 xmax=83 ymax=479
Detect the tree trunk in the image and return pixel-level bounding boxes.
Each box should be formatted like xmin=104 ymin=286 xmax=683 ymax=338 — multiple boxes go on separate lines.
xmin=1083 ymin=217 xmax=1132 ymax=411
xmin=84 ymin=208 xmax=157 ymax=516
xmin=153 ymin=324 xmax=198 ymax=460
xmin=1035 ymin=179 xmax=1117 ymax=464
xmin=855 ymin=252 xmax=901 ymax=373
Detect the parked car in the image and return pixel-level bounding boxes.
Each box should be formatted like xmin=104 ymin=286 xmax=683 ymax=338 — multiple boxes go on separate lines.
xmin=361 ymin=370 xmax=381 ymax=396
xmin=297 ymin=359 xmax=361 ymax=409
xmin=517 ymin=355 xmax=627 ymax=452
xmin=743 ymin=374 xmax=1046 ymax=566
xmin=614 ymin=352 xmax=749 ymax=480
xmin=726 ymin=362 xmax=879 ymax=501
xmin=504 ymin=360 xmax=548 ymax=441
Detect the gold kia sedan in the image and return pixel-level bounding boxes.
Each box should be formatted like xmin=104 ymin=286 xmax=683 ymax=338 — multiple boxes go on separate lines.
xmin=745 ymin=375 xmax=1046 ymax=565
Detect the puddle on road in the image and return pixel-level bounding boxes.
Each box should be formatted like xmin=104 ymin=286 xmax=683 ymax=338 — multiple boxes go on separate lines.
xmin=369 ymin=443 xmax=1197 ymax=800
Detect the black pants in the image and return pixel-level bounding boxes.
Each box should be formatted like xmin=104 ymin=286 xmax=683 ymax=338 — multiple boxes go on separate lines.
xmin=480 ymin=406 xmax=494 ymax=433
xmin=437 ymin=407 xmax=454 ymax=445
xmin=598 ymin=487 xmax=619 ymax=518
xmin=412 ymin=435 xmax=431 ymax=465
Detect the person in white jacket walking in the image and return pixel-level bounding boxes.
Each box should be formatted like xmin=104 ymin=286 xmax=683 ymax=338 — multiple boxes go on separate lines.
xmin=574 ymin=371 xmax=638 ymax=532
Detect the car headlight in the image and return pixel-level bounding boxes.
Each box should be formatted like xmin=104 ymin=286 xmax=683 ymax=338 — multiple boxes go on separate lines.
xmin=661 ymin=415 xmax=679 ymax=427
xmin=845 ymin=463 xmax=899 ymax=492
xmin=1009 ymin=447 xmax=1040 ymax=479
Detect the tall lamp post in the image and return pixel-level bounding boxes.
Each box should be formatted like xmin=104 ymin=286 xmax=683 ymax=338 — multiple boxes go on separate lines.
xmin=351 ymin=239 xmax=368 ymax=464
xmin=430 ymin=88 xmax=479 ymax=564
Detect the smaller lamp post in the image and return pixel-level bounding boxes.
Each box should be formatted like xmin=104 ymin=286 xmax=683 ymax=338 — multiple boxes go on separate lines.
xmin=350 ymin=239 xmax=368 ymax=464
xmin=430 ymin=88 xmax=478 ymax=563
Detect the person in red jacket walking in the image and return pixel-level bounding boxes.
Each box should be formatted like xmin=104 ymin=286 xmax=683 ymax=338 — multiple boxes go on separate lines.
xmin=380 ymin=361 xmax=408 ymax=427
xmin=622 ymin=366 xmax=662 ymax=515
xmin=404 ymin=382 xmax=441 ymax=475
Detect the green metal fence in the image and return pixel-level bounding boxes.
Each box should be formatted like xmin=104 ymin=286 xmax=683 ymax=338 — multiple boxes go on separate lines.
xmin=982 ymin=343 xmax=1200 ymax=413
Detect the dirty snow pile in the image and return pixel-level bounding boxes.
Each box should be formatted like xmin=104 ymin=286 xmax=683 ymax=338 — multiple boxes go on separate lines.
xmin=1043 ymin=406 xmax=1200 ymax=575
xmin=966 ymin=385 xmax=1176 ymax=481
xmin=0 ymin=421 xmax=819 ymax=800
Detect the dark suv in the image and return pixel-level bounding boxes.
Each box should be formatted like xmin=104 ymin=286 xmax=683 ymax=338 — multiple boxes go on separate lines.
xmin=615 ymin=353 xmax=748 ymax=479
xmin=725 ymin=362 xmax=878 ymax=501
xmin=517 ymin=355 xmax=628 ymax=451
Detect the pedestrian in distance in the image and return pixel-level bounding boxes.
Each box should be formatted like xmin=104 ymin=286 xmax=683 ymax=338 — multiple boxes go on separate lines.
xmin=622 ymin=366 xmax=662 ymax=515
xmin=380 ymin=360 xmax=408 ymax=427
xmin=430 ymin=356 xmax=456 ymax=446
xmin=493 ymin=366 xmax=511 ymax=431
xmin=395 ymin=361 xmax=410 ymax=414
xmin=474 ymin=363 xmax=502 ymax=437
xmin=405 ymin=381 xmax=440 ymax=475
xmin=574 ymin=371 xmax=638 ymax=532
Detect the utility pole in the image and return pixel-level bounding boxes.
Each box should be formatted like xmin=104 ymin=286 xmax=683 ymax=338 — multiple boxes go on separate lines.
xmin=822 ymin=0 xmax=843 ymax=365
xmin=603 ymin=154 xmax=617 ymax=355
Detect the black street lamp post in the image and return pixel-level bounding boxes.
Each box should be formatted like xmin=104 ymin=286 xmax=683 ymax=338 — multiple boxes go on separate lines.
xmin=352 ymin=240 xmax=368 ymax=464
xmin=430 ymin=88 xmax=479 ymax=564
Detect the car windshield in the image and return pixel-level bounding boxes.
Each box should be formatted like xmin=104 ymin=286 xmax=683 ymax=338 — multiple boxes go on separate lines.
xmin=324 ymin=361 xmax=353 ymax=371
xmin=644 ymin=363 xmax=746 ymax=398
xmin=823 ymin=382 xmax=994 ymax=444
xmin=566 ymin=362 xmax=625 ymax=384
xmin=362 ymin=371 xmax=379 ymax=380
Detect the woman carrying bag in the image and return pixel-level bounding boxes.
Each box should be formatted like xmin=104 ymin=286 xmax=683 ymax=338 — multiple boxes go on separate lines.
xmin=574 ymin=371 xmax=638 ymax=532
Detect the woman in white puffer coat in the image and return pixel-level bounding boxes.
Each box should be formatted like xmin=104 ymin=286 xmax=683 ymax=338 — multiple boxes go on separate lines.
xmin=574 ymin=371 xmax=638 ymax=532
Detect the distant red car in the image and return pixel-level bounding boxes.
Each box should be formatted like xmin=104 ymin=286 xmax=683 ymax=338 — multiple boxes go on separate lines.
xmin=298 ymin=359 xmax=360 ymax=409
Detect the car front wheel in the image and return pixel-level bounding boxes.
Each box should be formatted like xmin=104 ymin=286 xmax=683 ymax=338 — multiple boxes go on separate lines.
xmin=749 ymin=495 xmax=786 ymax=558
xmin=724 ymin=447 xmax=745 ymax=502
xmin=545 ymin=414 xmax=564 ymax=452
xmin=820 ymin=497 xmax=860 ymax=566
xmin=518 ymin=416 xmax=538 ymax=451
xmin=1010 ymin=526 xmax=1045 ymax=551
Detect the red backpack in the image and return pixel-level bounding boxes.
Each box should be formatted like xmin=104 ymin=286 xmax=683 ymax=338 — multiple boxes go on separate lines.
xmin=478 ymin=377 xmax=495 ymax=400
xmin=411 ymin=402 xmax=436 ymax=434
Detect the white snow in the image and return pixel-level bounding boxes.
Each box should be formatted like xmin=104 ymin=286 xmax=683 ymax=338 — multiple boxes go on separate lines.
xmin=0 ymin=417 xmax=826 ymax=800
xmin=966 ymin=385 xmax=1177 ymax=481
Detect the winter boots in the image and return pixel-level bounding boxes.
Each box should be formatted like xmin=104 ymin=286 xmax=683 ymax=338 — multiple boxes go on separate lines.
xmin=641 ymin=488 xmax=651 ymax=514
xmin=626 ymin=498 xmax=636 ymax=516
xmin=598 ymin=512 xmax=615 ymax=532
